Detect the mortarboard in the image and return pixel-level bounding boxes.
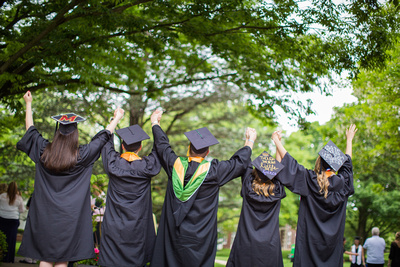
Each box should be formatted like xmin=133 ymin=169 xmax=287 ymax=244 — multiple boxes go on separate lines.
xmin=51 ymin=113 xmax=86 ymax=135
xmin=116 ymin=125 xmax=150 ymax=151
xmin=252 ymin=151 xmax=285 ymax=180
xmin=318 ymin=140 xmax=346 ymax=172
xmin=184 ymin=127 xmax=219 ymax=151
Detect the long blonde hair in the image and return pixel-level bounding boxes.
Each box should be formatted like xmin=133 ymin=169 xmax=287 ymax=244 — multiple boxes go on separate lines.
xmin=251 ymin=169 xmax=275 ymax=197
xmin=314 ymin=156 xmax=330 ymax=198
xmin=395 ymin=232 xmax=400 ymax=247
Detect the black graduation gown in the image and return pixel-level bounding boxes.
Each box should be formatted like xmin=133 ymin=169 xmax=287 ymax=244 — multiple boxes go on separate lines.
xmin=277 ymin=152 xmax=354 ymax=267
xmin=16 ymin=126 xmax=111 ymax=262
xmin=98 ymin=135 xmax=161 ymax=267
xmin=226 ymin=165 xmax=286 ymax=267
xmin=150 ymin=125 xmax=252 ymax=267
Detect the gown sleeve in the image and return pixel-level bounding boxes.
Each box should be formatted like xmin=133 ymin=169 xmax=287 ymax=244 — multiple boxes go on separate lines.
xmin=79 ymin=129 xmax=112 ymax=166
xmin=215 ymin=146 xmax=252 ymax=186
xmin=276 ymin=152 xmax=310 ymax=196
xmin=101 ymin=136 xmax=162 ymax=178
xmin=337 ymin=154 xmax=354 ymax=196
xmin=16 ymin=126 xmax=49 ymax=163
xmin=137 ymin=145 xmax=162 ymax=178
xmin=152 ymin=125 xmax=178 ymax=177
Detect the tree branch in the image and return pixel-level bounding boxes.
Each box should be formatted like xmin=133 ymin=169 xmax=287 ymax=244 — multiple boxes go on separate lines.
xmin=205 ymin=24 xmax=299 ymax=37
xmin=0 ymin=0 xmax=86 ymax=74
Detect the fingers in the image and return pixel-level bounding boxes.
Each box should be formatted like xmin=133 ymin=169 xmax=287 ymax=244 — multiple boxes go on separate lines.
xmin=23 ymin=91 xmax=33 ymax=102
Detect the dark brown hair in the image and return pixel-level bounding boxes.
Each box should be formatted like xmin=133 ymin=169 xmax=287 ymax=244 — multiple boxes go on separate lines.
xmin=7 ymin=181 xmax=18 ymax=205
xmin=189 ymin=143 xmax=209 ymax=157
xmin=41 ymin=129 xmax=79 ymax=172
xmin=251 ymin=169 xmax=275 ymax=197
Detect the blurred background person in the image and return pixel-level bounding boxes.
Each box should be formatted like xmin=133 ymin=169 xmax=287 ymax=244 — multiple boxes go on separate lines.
xmin=362 ymin=227 xmax=385 ymax=267
xmin=388 ymin=232 xmax=400 ymax=267
xmin=0 ymin=181 xmax=25 ymax=263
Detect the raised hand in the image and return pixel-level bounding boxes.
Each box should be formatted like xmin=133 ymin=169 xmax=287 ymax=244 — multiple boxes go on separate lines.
xmin=151 ymin=109 xmax=163 ymax=126
xmin=271 ymin=130 xmax=282 ymax=142
xmin=346 ymin=124 xmax=358 ymax=141
xmin=113 ymin=108 xmax=124 ymax=121
xmin=23 ymin=91 xmax=33 ymax=103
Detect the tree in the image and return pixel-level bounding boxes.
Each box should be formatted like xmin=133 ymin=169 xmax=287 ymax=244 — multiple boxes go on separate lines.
xmin=1 ymin=0 xmax=399 ymax=125
xmin=329 ymin=42 xmax=400 ymax=241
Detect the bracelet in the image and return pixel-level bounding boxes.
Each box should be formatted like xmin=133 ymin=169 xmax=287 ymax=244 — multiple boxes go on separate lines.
xmin=152 ymin=121 xmax=159 ymax=125
xmin=247 ymin=139 xmax=254 ymax=143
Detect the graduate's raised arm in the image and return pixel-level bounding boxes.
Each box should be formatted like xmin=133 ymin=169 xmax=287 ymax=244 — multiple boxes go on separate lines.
xmin=272 ymin=131 xmax=286 ymax=162
xmin=23 ymin=91 xmax=34 ymax=130
xmin=106 ymin=108 xmax=124 ymax=134
xmin=345 ymin=124 xmax=357 ymax=158
xmin=244 ymin=127 xmax=257 ymax=149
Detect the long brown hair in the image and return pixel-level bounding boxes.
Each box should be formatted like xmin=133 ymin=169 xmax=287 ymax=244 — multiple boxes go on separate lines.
xmin=7 ymin=181 xmax=18 ymax=205
xmin=314 ymin=156 xmax=330 ymax=198
xmin=41 ymin=129 xmax=79 ymax=172
xmin=251 ymin=169 xmax=275 ymax=197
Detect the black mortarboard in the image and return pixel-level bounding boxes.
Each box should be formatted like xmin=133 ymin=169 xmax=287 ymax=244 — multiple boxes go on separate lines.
xmin=116 ymin=125 xmax=150 ymax=151
xmin=51 ymin=113 xmax=86 ymax=135
xmin=184 ymin=127 xmax=219 ymax=151
xmin=318 ymin=140 xmax=346 ymax=172
xmin=252 ymin=151 xmax=285 ymax=180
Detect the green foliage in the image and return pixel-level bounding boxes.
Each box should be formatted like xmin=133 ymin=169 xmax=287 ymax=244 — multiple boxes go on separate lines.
xmin=1 ymin=0 xmax=399 ymax=125
xmin=0 ymin=230 xmax=7 ymax=262
xmin=330 ymin=42 xmax=400 ymax=241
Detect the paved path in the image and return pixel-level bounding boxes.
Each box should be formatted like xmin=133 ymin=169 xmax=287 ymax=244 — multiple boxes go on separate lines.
xmin=2 ymin=257 xmax=38 ymax=267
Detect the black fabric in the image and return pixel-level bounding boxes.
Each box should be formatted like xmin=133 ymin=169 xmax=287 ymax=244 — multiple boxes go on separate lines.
xmin=276 ymin=152 xmax=354 ymax=267
xmin=389 ymin=242 xmax=400 ymax=267
xmin=226 ymin=165 xmax=286 ymax=267
xmin=0 ymin=217 xmax=19 ymax=263
xmin=16 ymin=126 xmax=111 ymax=262
xmin=150 ymin=125 xmax=251 ymax=267
xmin=98 ymin=134 xmax=161 ymax=267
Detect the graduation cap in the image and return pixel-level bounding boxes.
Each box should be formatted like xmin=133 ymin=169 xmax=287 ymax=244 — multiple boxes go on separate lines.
xmin=116 ymin=124 xmax=150 ymax=152
xmin=184 ymin=127 xmax=219 ymax=153
xmin=318 ymin=140 xmax=347 ymax=172
xmin=252 ymin=151 xmax=285 ymax=180
xmin=51 ymin=113 xmax=86 ymax=135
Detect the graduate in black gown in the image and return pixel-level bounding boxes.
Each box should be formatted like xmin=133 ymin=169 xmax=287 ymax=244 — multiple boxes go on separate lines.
xmin=149 ymin=110 xmax=257 ymax=267
xmin=227 ymin=151 xmax=286 ymax=267
xmin=272 ymin=124 xmax=358 ymax=267
xmin=99 ymin=124 xmax=161 ymax=267
xmin=16 ymin=91 xmax=124 ymax=267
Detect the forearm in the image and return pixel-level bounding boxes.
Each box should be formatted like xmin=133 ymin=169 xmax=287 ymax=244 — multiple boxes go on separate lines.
xmin=25 ymin=102 xmax=33 ymax=130
xmin=345 ymin=139 xmax=352 ymax=157
xmin=276 ymin=146 xmax=282 ymax=162
xmin=105 ymin=118 xmax=119 ymax=134
xmin=274 ymin=139 xmax=287 ymax=162
xmin=244 ymin=139 xmax=254 ymax=149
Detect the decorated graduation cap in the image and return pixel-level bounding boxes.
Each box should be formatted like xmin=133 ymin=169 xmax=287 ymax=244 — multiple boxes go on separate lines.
xmin=116 ymin=124 xmax=150 ymax=152
xmin=51 ymin=113 xmax=86 ymax=135
xmin=184 ymin=127 xmax=219 ymax=153
xmin=318 ymin=140 xmax=347 ymax=172
xmin=252 ymin=151 xmax=285 ymax=180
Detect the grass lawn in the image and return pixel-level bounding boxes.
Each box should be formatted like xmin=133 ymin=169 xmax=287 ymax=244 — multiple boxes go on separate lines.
xmin=215 ymin=249 xmax=293 ymax=267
